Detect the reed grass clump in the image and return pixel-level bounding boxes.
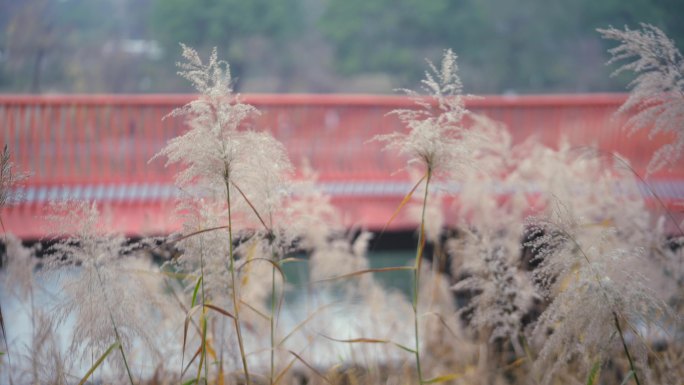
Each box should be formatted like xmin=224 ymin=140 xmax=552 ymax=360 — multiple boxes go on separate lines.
xmin=0 ymin=24 xmax=682 ymax=385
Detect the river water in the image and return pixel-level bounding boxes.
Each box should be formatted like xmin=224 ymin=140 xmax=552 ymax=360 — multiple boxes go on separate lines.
xmin=1 ymin=251 xmax=416 ymax=382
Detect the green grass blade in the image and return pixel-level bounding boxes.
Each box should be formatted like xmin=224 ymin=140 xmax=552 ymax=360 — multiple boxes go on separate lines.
xmin=191 ymin=276 xmax=203 ymax=308
xmin=78 ymin=341 xmax=120 ymax=385
xmin=392 ymin=342 xmax=418 ymax=354
xmin=620 ymin=371 xmax=635 ymax=385
xmin=586 ymin=360 xmax=601 ymax=385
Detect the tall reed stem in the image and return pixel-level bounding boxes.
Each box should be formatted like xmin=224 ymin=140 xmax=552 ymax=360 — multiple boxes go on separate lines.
xmin=225 ymin=177 xmax=251 ymax=385
xmin=93 ymin=265 xmax=135 ymax=385
xmin=561 ymin=228 xmax=642 ymax=385
xmin=270 ymin=257 xmax=277 ymax=385
xmin=412 ymin=168 xmax=432 ymax=384
xmin=198 ymin=238 xmax=209 ymax=383
xmin=266 ymin=221 xmax=278 ymax=385
xmin=613 ymin=312 xmax=641 ymax=385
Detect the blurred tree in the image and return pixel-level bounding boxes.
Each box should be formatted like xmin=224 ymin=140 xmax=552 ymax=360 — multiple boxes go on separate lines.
xmin=0 ymin=0 xmax=159 ymax=92
xmin=319 ymin=0 xmax=681 ymax=93
xmin=53 ymin=0 xmax=159 ymax=93
xmin=151 ymin=0 xmax=304 ymax=91
xmin=2 ymin=0 xmax=60 ymax=92
xmin=319 ymin=0 xmax=474 ymax=84
xmin=1 ymin=0 xmax=682 ymax=93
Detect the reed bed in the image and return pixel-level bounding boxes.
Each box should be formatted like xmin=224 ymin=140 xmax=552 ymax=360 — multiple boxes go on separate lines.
xmin=1 ymin=24 xmax=683 ymax=385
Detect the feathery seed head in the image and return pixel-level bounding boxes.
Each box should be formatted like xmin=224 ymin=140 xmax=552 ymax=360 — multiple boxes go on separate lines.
xmin=599 ymin=24 xmax=684 ymax=174
xmin=375 ymin=49 xmax=477 ymax=175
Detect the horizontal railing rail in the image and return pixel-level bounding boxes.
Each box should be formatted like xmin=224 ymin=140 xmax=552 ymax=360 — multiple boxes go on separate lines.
xmin=1 ymin=93 xmax=682 ymax=238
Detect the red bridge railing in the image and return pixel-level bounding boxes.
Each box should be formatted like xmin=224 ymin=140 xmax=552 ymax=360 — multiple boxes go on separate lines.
xmin=1 ymin=93 xmax=681 ymax=238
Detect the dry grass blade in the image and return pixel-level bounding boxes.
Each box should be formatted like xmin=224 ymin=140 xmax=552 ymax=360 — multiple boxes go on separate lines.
xmin=0 ymin=304 xmax=13 ymax=385
xmin=160 ymin=270 xmax=195 ymax=280
xmin=273 ymin=355 xmax=298 ymax=385
xmin=240 ymin=299 xmax=270 ymax=320
xmin=237 ymin=257 xmax=287 ymax=323
xmin=319 ymin=334 xmax=416 ymax=354
xmin=280 ymin=257 xmax=307 ymax=264
xmin=150 ymin=225 xmax=231 ymax=255
xmin=183 ymin=304 xmax=205 ymax=373
xmin=203 ymin=304 xmax=235 ymax=320
xmin=313 ymin=266 xmax=415 ymax=284
xmin=187 ymin=302 xmax=235 ymax=380
xmin=237 ymin=256 xmax=287 ymax=320
xmin=288 ymin=350 xmax=332 ymax=385
xmin=237 ymin=257 xmax=286 ymax=280
xmin=421 ymin=311 xmax=458 ymax=338
xmin=279 ymin=302 xmax=338 ymax=346
xmin=163 ymin=277 xmax=202 ymax=336
xmin=0 ymin=215 xmax=6 ymax=239
xmin=613 ymin=312 xmax=641 ymax=385
xmin=0 ymin=304 xmax=7 ymax=353
xmin=195 ymin=315 xmax=206 ymax=385
xmin=274 ymin=337 xmax=317 ymax=384
xmin=374 ymin=173 xmax=427 ymax=249
xmin=183 ymin=303 xmax=235 ymax=364
xmin=422 ymin=373 xmax=465 ymax=384
xmin=78 ymin=341 xmax=120 ymax=385
xmin=181 ymin=345 xmax=203 ymax=378
xmin=415 ymin=221 xmax=426 ymax=271
xmin=231 ymin=180 xmax=271 ymax=232
xmin=502 ymin=357 xmax=526 ymax=372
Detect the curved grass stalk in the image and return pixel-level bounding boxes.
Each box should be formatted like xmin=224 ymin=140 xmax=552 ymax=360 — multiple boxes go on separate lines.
xmin=78 ymin=341 xmax=121 ymax=385
xmin=613 ymin=313 xmax=641 ymax=385
xmin=0 ymin=304 xmax=15 ymax=385
xmin=225 ymin=177 xmax=251 ymax=385
xmin=93 ymin=265 xmax=135 ymax=385
xmin=553 ymin=225 xmax=642 ymax=385
xmin=198 ymin=237 xmax=209 ymax=384
xmin=270 ymin=255 xmax=277 ymax=385
xmin=232 ymin=179 xmax=281 ymax=385
xmin=413 ymin=167 xmax=432 ymax=384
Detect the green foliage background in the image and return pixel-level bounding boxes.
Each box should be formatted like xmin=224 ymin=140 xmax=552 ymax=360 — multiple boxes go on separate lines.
xmin=0 ymin=0 xmax=682 ymax=93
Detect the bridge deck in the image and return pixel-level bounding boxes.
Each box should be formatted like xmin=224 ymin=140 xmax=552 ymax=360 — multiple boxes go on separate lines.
xmin=1 ymin=94 xmax=682 ymax=239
